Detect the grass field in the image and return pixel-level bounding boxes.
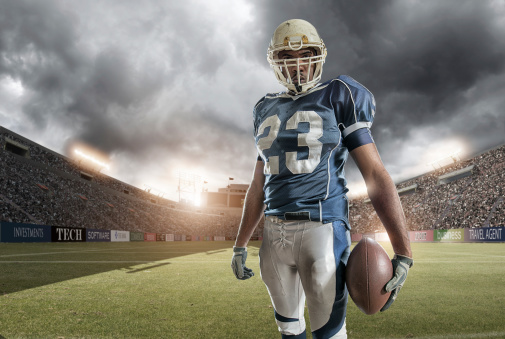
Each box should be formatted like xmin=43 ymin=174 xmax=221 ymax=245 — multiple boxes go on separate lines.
xmin=1 ymin=241 xmax=505 ymax=339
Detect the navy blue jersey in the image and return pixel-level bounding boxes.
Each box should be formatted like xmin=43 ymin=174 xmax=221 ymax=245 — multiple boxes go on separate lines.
xmin=253 ymin=75 xmax=375 ymax=223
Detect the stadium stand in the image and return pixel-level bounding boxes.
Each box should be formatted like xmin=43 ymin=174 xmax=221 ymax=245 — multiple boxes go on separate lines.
xmin=0 ymin=127 xmax=256 ymax=240
xmin=349 ymin=144 xmax=505 ymax=234
xmin=1 ymin=126 xmax=503 ymax=239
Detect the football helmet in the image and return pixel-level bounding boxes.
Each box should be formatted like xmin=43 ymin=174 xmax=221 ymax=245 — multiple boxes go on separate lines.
xmin=267 ymin=19 xmax=327 ymax=94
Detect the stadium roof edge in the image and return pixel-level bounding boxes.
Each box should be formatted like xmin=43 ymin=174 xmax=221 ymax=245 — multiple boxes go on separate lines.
xmin=1 ymin=125 xmax=67 ymax=161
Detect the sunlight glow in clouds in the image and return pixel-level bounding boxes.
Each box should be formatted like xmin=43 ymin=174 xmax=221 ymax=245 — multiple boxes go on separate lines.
xmin=0 ymin=76 xmax=24 ymax=97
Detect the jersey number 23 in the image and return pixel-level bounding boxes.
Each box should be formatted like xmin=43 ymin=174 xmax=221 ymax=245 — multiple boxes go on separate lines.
xmin=257 ymin=111 xmax=323 ymax=175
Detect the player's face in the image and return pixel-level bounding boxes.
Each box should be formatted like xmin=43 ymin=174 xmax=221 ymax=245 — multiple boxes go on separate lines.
xmin=277 ymin=48 xmax=316 ymax=85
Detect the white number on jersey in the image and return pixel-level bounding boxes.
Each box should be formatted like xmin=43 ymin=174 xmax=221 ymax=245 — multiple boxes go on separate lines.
xmin=257 ymin=111 xmax=323 ymax=175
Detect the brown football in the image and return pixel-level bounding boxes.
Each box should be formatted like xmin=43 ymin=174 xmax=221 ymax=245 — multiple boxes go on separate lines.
xmin=345 ymin=237 xmax=393 ymax=315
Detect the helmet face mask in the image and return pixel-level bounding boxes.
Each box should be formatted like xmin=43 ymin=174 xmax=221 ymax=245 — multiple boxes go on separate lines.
xmin=267 ymin=19 xmax=327 ymax=94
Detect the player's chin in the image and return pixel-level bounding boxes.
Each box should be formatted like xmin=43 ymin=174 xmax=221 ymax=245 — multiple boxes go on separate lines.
xmin=292 ymin=79 xmax=306 ymax=85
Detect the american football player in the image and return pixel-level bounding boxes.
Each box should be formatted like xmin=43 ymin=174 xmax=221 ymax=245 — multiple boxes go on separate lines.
xmin=231 ymin=19 xmax=413 ymax=339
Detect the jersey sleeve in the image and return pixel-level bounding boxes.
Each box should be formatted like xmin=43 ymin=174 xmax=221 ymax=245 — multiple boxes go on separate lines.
xmin=252 ymin=96 xmax=266 ymax=136
xmin=253 ymin=96 xmax=266 ymax=161
xmin=335 ymin=75 xmax=376 ymax=152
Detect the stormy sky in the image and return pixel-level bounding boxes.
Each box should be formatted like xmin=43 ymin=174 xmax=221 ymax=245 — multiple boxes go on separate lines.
xmin=1 ymin=0 xmax=504 ymax=202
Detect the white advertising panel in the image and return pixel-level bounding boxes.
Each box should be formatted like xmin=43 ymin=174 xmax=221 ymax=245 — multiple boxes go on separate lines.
xmin=111 ymin=230 xmax=130 ymax=242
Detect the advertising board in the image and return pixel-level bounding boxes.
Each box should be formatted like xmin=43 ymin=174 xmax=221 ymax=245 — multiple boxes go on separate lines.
xmin=409 ymin=230 xmax=434 ymax=242
xmin=111 ymin=230 xmax=130 ymax=242
xmin=434 ymin=229 xmax=464 ymax=242
xmin=86 ymin=229 xmax=111 ymax=242
xmin=144 ymin=233 xmax=156 ymax=242
xmin=130 ymin=232 xmax=144 ymax=241
xmin=0 ymin=222 xmax=52 ymax=243
xmin=52 ymin=226 xmax=86 ymax=242
xmin=465 ymin=226 xmax=505 ymax=242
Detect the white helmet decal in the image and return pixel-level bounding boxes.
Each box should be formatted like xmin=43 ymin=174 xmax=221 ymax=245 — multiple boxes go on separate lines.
xmin=267 ymin=19 xmax=327 ymax=94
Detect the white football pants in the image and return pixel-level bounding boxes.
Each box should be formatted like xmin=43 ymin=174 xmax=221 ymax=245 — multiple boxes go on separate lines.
xmin=260 ymin=217 xmax=351 ymax=339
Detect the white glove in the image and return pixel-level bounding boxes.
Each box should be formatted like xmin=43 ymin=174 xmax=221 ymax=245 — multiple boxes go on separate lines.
xmin=381 ymin=254 xmax=413 ymax=312
xmin=231 ymin=247 xmax=254 ymax=280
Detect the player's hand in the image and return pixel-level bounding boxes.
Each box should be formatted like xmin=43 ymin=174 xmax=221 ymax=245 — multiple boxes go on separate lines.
xmin=380 ymin=254 xmax=413 ymax=312
xmin=231 ymin=246 xmax=254 ymax=280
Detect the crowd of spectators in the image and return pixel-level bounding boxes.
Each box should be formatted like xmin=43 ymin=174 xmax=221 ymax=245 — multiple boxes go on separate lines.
xmin=1 ymin=128 xmax=503 ymax=238
xmin=1 ymin=130 xmax=250 ymax=239
xmin=349 ymin=145 xmax=505 ymax=234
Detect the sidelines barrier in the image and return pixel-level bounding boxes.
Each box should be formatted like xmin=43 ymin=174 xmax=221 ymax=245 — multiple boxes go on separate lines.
xmin=52 ymin=226 xmax=86 ymax=242
xmin=367 ymin=226 xmax=505 ymax=243
xmin=111 ymin=230 xmax=129 ymax=242
xmin=465 ymin=226 xmax=504 ymax=242
xmin=1 ymin=221 xmax=504 ymax=243
xmin=409 ymin=230 xmax=434 ymax=242
xmin=351 ymin=234 xmax=363 ymax=242
xmin=87 ymin=228 xmax=111 ymax=242
xmin=130 ymin=232 xmax=144 ymax=242
xmin=0 ymin=222 xmax=52 ymax=243
xmin=144 ymin=233 xmax=156 ymax=242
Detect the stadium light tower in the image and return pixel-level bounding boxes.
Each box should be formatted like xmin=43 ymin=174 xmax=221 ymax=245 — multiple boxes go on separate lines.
xmin=177 ymin=171 xmax=203 ymax=206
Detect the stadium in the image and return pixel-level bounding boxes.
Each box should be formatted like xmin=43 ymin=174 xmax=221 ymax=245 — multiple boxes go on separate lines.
xmin=1 ymin=126 xmax=505 ymax=338
xmin=2 ymin=1 xmax=505 ymax=337
xmin=2 ymin=126 xmax=503 ymax=244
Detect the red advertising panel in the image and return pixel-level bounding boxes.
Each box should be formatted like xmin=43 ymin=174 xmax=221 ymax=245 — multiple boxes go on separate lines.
xmin=409 ymin=230 xmax=434 ymax=242
xmin=351 ymin=233 xmax=363 ymax=242
xmin=144 ymin=233 xmax=156 ymax=242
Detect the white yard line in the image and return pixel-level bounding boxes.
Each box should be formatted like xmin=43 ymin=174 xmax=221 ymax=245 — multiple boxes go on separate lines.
xmin=411 ymin=260 xmax=505 ymax=263
xmin=436 ymin=251 xmax=505 ymax=258
xmin=0 ymin=246 xmax=144 ymax=258
xmin=2 ymin=259 xmax=500 ymax=264
xmin=0 ymin=259 xmax=229 ymax=264
xmin=385 ymin=332 xmax=505 ymax=339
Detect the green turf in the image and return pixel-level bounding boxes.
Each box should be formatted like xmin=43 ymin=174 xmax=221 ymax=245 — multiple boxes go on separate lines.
xmin=0 ymin=241 xmax=504 ymax=338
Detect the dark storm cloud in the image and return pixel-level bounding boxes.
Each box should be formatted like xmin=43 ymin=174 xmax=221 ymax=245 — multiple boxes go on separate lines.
xmin=0 ymin=0 xmax=83 ymax=128
xmin=1 ymin=0 xmax=504 ymax=196
xmin=325 ymin=1 xmax=505 ymax=159
xmin=0 ymin=0 xmax=225 ymax=155
xmin=66 ymin=47 xmax=167 ymax=151
xmin=332 ymin=1 xmax=505 ymax=126
xmin=0 ymin=1 xmax=149 ymax=140
xmin=0 ymin=1 xmax=82 ymax=74
xmin=262 ymin=0 xmax=505 ymax=134
xmin=1 ymin=0 xmax=269 ymax=195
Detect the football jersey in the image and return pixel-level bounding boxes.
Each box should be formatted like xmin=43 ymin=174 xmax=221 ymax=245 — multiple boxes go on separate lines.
xmin=253 ymin=75 xmax=376 ymax=223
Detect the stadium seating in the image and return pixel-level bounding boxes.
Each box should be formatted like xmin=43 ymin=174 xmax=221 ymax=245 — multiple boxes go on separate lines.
xmin=1 ymin=127 xmax=503 ymax=238
xmin=349 ymin=145 xmax=505 ymax=233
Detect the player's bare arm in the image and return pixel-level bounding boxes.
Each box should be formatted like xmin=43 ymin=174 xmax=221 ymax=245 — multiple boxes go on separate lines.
xmin=351 ymin=142 xmax=413 ymax=312
xmin=231 ymin=160 xmax=265 ymax=280
xmin=350 ymin=143 xmax=412 ymax=258
xmin=234 ymin=160 xmax=266 ymax=248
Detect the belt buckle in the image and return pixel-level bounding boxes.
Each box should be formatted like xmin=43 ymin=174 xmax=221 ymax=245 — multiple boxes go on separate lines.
xmin=284 ymin=211 xmax=311 ymax=221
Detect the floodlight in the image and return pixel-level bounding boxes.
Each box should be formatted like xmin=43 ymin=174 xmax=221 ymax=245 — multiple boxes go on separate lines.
xmin=74 ymin=149 xmax=110 ymax=170
xmin=427 ymin=149 xmax=462 ymax=169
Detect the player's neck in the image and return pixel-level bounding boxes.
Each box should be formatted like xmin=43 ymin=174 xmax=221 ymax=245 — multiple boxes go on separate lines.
xmin=287 ymin=83 xmax=320 ymax=96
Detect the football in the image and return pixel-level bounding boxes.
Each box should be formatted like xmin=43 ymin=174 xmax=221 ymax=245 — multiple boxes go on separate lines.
xmin=345 ymin=237 xmax=393 ymax=315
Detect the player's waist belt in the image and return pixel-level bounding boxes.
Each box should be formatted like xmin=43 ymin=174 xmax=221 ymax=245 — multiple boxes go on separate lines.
xmin=270 ymin=211 xmax=311 ymax=221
